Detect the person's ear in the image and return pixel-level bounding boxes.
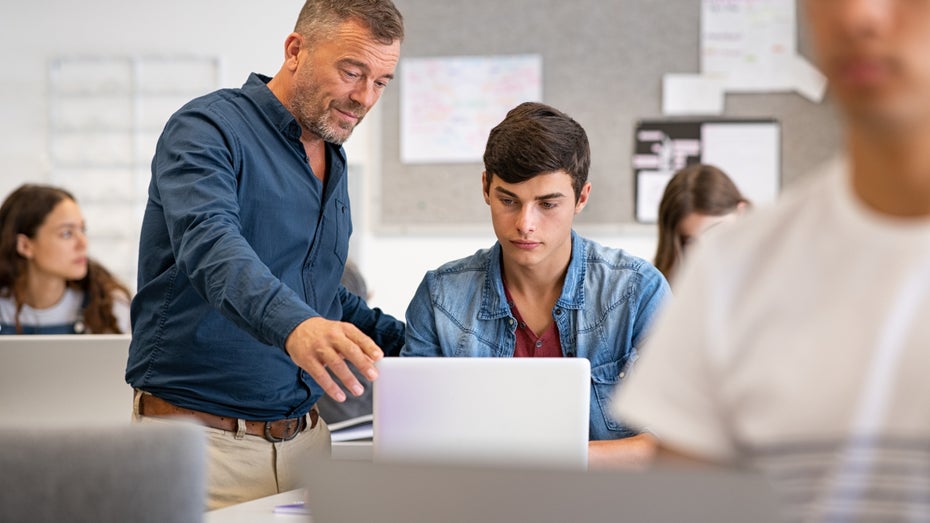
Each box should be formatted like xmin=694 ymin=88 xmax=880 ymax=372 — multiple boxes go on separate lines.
xmin=283 ymin=33 xmax=304 ymax=71
xmin=16 ymin=234 xmax=33 ymax=259
xmin=482 ymin=171 xmax=491 ymax=205
xmin=574 ymin=182 xmax=592 ymax=214
xmin=735 ymin=200 xmax=749 ymax=214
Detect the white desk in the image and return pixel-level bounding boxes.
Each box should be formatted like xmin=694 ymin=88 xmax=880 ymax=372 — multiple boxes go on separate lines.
xmin=204 ymin=490 xmax=309 ymax=523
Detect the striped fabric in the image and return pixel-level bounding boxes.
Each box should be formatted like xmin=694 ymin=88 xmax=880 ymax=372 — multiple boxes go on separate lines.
xmin=751 ymin=436 xmax=930 ymax=522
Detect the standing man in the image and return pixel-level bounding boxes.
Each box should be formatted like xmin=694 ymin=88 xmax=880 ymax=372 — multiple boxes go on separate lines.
xmin=126 ymin=0 xmax=405 ymax=509
xmin=403 ymin=102 xmax=671 ymax=468
xmin=614 ymin=0 xmax=930 ymax=520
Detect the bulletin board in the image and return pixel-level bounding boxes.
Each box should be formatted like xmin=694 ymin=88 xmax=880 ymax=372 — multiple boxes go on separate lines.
xmin=633 ymin=119 xmax=781 ymax=223
xmin=376 ymin=0 xmax=842 ymax=229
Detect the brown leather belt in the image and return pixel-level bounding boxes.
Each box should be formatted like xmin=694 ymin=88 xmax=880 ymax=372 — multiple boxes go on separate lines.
xmin=138 ymin=393 xmax=318 ymax=443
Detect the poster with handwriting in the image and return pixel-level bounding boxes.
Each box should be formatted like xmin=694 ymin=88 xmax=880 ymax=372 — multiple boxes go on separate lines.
xmin=400 ymin=54 xmax=542 ymax=164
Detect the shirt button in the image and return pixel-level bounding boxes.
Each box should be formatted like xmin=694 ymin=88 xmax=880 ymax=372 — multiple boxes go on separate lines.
xmin=619 ymin=372 xmax=626 ymax=379
xmin=508 ymin=319 xmax=515 ymax=325
xmin=554 ymin=308 xmax=562 ymax=315
xmin=535 ymin=340 xmax=543 ymax=348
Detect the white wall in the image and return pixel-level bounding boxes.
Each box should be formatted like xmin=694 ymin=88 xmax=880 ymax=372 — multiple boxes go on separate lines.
xmin=0 ymin=0 xmax=659 ymax=322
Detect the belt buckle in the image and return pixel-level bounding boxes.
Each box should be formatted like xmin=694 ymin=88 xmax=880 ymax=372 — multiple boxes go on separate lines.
xmin=263 ymin=417 xmax=304 ymax=443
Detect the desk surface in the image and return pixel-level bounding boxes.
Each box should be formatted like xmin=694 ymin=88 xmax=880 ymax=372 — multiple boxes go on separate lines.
xmin=204 ymin=490 xmax=308 ymax=523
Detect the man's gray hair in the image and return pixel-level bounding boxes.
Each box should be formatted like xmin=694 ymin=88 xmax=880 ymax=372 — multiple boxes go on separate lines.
xmin=294 ymin=0 xmax=404 ymax=46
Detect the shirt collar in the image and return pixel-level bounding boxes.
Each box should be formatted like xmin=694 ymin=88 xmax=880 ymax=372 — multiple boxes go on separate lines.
xmin=479 ymin=231 xmax=586 ymax=319
xmin=242 ymin=72 xmax=348 ymax=181
xmin=242 ymin=73 xmax=302 ymax=140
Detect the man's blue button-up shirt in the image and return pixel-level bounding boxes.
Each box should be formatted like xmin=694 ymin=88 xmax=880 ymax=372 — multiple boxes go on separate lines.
xmin=127 ymin=73 xmax=403 ymax=420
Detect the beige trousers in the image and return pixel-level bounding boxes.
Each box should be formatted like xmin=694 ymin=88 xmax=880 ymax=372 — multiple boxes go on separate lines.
xmin=132 ymin=390 xmax=331 ymax=510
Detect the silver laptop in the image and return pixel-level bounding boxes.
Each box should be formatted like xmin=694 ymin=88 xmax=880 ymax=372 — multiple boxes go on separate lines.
xmin=373 ymin=357 xmax=590 ymax=470
xmin=0 ymin=334 xmax=133 ymax=427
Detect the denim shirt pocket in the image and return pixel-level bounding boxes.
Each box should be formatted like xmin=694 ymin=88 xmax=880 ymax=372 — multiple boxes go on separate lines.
xmin=590 ymin=358 xmax=636 ymax=435
xmin=332 ymin=197 xmax=350 ymax=262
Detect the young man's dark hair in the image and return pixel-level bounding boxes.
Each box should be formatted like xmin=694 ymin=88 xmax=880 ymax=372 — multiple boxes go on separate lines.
xmin=483 ymin=102 xmax=591 ymax=202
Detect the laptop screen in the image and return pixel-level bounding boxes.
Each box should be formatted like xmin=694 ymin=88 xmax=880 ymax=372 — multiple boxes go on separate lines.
xmin=373 ymin=357 xmax=590 ymax=470
xmin=0 ymin=334 xmax=132 ymax=427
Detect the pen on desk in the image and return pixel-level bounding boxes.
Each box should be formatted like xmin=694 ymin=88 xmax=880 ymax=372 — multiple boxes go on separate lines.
xmin=273 ymin=501 xmax=309 ymax=515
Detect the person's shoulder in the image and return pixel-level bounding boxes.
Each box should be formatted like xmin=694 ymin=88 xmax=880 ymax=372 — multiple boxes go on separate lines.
xmin=110 ymin=288 xmax=132 ymax=305
xmin=170 ymin=74 xmax=268 ymax=120
xmin=579 ymin=235 xmax=658 ymax=276
xmin=428 ymin=246 xmax=495 ymax=276
xmin=0 ymin=291 xmax=13 ymax=311
xmin=171 ymin=86 xmax=244 ymax=118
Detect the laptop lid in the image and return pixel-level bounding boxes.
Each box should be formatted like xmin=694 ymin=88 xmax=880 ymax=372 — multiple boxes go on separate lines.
xmin=0 ymin=334 xmax=132 ymax=427
xmin=373 ymin=357 xmax=590 ymax=470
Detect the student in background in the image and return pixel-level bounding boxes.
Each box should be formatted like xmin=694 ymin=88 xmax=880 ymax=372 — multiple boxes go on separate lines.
xmin=0 ymin=184 xmax=131 ymax=334
xmin=126 ymin=0 xmax=405 ymax=509
xmin=653 ymin=163 xmax=747 ymax=283
xmin=614 ymin=0 xmax=930 ymax=520
xmin=403 ymin=102 xmax=671 ymax=468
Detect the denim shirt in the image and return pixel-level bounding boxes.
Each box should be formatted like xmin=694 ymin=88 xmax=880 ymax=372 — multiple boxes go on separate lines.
xmin=403 ymin=232 xmax=670 ymax=440
xmin=127 ymin=73 xmax=404 ymax=420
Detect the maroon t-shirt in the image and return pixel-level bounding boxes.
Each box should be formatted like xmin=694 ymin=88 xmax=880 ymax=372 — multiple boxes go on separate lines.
xmin=503 ymin=285 xmax=563 ymax=358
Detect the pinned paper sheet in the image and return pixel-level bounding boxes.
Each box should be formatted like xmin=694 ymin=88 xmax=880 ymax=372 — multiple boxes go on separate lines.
xmin=700 ymin=0 xmax=825 ymax=102
xmin=782 ymin=54 xmax=827 ymax=103
xmin=663 ymin=0 xmax=827 ymax=115
xmin=662 ymin=74 xmax=725 ymax=116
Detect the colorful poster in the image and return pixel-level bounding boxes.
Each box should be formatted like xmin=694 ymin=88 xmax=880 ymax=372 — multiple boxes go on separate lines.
xmin=400 ymin=54 xmax=542 ymax=164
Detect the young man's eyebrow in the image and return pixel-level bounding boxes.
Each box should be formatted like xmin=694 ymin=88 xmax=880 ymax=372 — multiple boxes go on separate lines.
xmin=493 ymin=186 xmax=568 ymax=201
xmin=534 ymin=192 xmax=567 ymax=201
xmin=494 ymin=186 xmax=519 ymax=198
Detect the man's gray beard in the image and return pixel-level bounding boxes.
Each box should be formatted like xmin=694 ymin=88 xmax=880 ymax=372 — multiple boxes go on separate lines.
xmin=309 ymin=118 xmax=351 ymax=145
xmin=306 ymin=111 xmax=366 ymax=145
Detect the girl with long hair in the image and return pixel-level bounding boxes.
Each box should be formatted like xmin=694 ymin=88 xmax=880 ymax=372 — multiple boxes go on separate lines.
xmin=0 ymin=184 xmax=131 ymax=334
xmin=654 ymin=164 xmax=749 ymax=283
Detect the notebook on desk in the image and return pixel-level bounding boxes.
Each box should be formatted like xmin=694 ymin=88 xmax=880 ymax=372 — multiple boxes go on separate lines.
xmin=0 ymin=334 xmax=132 ymax=426
xmin=373 ymin=357 xmax=590 ymax=470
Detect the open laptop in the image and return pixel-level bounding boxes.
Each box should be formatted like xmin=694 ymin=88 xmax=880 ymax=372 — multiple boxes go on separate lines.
xmin=373 ymin=357 xmax=590 ymax=470
xmin=0 ymin=334 xmax=133 ymax=427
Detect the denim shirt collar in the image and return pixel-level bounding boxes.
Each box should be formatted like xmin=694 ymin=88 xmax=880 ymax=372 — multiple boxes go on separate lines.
xmin=479 ymin=230 xmax=587 ymax=320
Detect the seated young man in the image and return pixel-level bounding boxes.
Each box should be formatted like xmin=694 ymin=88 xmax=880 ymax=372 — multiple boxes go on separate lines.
xmin=402 ymin=102 xmax=671 ymax=468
